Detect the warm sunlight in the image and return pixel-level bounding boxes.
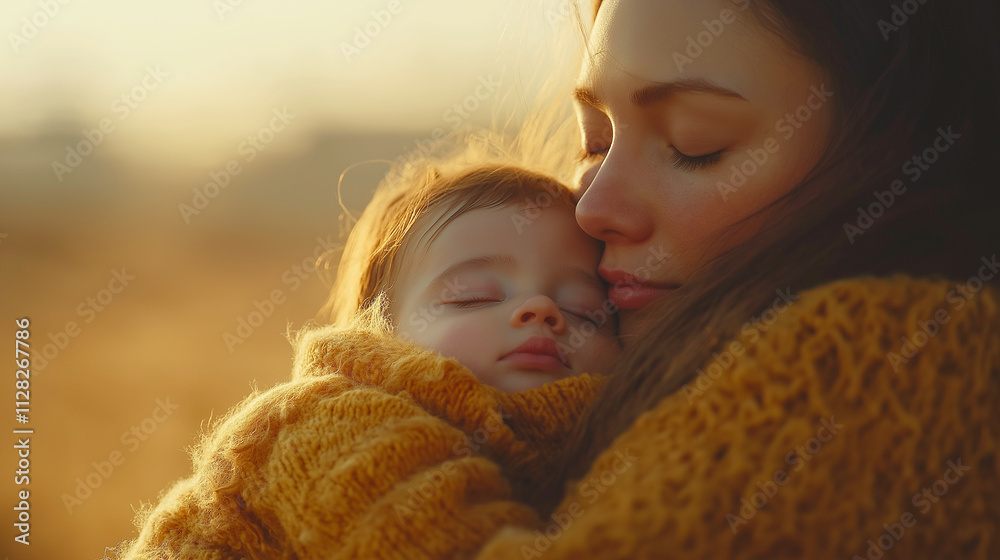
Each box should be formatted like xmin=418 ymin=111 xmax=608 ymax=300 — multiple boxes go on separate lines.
xmin=1 ymin=0 xmax=568 ymax=168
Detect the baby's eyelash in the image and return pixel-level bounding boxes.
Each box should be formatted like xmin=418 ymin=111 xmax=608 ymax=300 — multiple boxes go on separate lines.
xmin=562 ymin=307 xmax=604 ymax=326
xmin=446 ymin=297 xmax=501 ymax=308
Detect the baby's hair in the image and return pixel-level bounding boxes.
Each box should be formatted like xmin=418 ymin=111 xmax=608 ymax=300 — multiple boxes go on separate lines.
xmin=320 ymin=157 xmax=577 ymax=331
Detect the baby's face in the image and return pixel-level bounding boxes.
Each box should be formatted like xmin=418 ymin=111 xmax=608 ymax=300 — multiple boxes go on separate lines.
xmin=392 ymin=202 xmax=621 ymax=392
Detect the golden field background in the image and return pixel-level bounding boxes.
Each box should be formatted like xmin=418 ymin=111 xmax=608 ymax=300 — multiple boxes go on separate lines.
xmin=1 ymin=129 xmax=440 ymax=558
xmin=0 ymin=1 xmax=579 ymax=557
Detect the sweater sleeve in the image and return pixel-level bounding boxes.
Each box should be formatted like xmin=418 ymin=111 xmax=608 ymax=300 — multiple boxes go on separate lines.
xmin=113 ymin=328 xmax=603 ymax=560
xmin=475 ymin=276 xmax=1000 ymax=559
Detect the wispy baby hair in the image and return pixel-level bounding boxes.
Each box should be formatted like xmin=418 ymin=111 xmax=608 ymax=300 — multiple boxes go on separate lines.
xmin=320 ymin=155 xmax=577 ymax=331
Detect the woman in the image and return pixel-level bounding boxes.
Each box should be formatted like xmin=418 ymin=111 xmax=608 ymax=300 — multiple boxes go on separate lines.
xmin=541 ymin=0 xmax=1000 ymax=506
xmin=116 ymin=0 xmax=999 ymax=558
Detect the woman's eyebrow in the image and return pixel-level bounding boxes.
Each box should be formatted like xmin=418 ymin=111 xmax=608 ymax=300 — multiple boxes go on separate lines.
xmin=574 ymin=78 xmax=746 ymax=110
xmin=573 ymin=87 xmax=607 ymax=110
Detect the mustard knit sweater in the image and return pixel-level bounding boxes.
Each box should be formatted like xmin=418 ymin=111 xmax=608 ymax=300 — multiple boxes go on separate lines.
xmin=114 ymin=276 xmax=1000 ymax=559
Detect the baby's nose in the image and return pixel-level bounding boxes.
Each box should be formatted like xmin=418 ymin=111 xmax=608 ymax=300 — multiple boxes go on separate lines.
xmin=510 ymin=295 xmax=566 ymax=333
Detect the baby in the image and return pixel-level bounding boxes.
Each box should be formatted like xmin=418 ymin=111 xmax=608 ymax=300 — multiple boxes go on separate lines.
xmin=325 ymin=163 xmax=621 ymax=392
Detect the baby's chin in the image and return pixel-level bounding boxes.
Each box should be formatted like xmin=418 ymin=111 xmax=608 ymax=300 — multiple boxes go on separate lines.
xmin=477 ymin=368 xmax=574 ymax=393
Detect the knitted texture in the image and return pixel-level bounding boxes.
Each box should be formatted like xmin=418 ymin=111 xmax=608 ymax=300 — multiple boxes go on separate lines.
xmin=114 ymin=276 xmax=999 ymax=559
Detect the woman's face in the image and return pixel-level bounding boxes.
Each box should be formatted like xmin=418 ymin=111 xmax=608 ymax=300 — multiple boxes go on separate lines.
xmin=574 ymin=0 xmax=833 ymax=336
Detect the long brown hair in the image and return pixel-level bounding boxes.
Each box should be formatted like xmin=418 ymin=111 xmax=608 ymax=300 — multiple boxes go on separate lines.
xmin=535 ymin=0 xmax=1000 ymax=511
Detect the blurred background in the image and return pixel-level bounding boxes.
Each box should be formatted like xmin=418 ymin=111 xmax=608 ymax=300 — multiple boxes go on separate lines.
xmin=0 ymin=1 xmax=580 ymax=557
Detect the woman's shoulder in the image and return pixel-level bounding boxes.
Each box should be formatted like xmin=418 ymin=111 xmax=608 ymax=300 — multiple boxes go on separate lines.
xmin=804 ymin=273 xmax=997 ymax=356
xmin=759 ymin=272 xmax=996 ymax=337
xmin=489 ymin=274 xmax=999 ymax=558
xmin=790 ymin=272 xmax=997 ymax=324
xmin=681 ymin=272 xmax=998 ymax=405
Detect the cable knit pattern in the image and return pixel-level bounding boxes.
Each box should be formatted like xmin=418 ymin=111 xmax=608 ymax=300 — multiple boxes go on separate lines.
xmin=113 ymin=276 xmax=999 ymax=559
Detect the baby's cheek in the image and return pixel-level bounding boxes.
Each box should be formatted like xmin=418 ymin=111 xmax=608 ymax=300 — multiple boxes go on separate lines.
xmin=424 ymin=321 xmax=490 ymax=364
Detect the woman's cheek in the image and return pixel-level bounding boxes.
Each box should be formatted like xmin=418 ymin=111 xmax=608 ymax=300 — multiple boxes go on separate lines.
xmin=656 ymin=175 xmax=741 ymax=250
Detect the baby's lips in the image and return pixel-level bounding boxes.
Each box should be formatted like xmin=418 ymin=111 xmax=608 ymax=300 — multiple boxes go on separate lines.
xmin=501 ymin=336 xmax=570 ymax=368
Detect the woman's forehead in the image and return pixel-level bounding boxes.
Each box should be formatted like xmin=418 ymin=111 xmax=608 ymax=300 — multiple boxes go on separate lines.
xmin=580 ymin=0 xmax=815 ymax=109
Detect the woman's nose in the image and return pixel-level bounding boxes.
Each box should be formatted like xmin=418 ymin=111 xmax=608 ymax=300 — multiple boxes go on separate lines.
xmin=575 ymin=149 xmax=654 ymax=244
xmin=510 ymin=295 xmax=567 ymax=334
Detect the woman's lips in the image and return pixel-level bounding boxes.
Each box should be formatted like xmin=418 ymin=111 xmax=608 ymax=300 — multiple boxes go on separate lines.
xmin=600 ymin=268 xmax=679 ymax=310
xmin=499 ymin=336 xmax=569 ymax=371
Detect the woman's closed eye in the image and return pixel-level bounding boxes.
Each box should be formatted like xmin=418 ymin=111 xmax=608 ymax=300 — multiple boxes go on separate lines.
xmin=670 ymin=147 xmax=724 ymax=172
xmin=579 ymin=147 xmax=723 ymax=172
xmin=578 ymin=111 xmax=614 ymax=163
xmin=578 ymin=147 xmax=609 ymax=162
